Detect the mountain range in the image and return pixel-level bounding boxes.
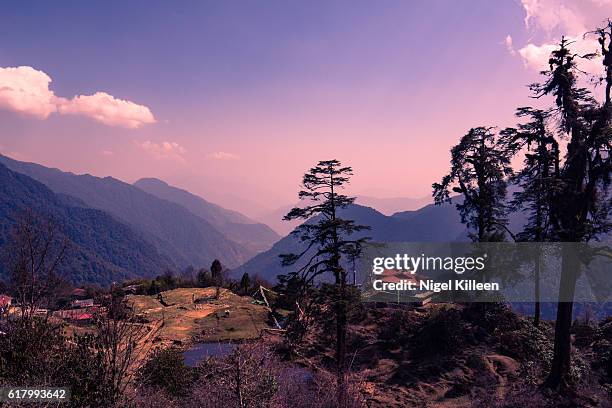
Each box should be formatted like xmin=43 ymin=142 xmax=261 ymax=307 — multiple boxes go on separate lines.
xmin=233 ymin=196 xmax=532 ymax=283
xmin=257 ymin=195 xmax=433 ymax=236
xmin=355 ymin=195 xmax=432 ymax=216
xmin=133 ymin=178 xmax=279 ymax=253
xmin=0 ymin=162 xmax=173 ymax=285
xmin=232 ymin=202 xmax=469 ymax=283
xmin=0 ymin=155 xmax=283 ymax=285
xmin=0 ymin=154 xmax=531 ymax=288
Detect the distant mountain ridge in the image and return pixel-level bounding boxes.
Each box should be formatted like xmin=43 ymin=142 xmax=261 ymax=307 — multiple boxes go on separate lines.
xmin=257 ymin=195 xmax=434 ymax=236
xmin=233 ymin=197 xmax=533 ymax=283
xmin=233 ymin=202 xmax=469 ymax=283
xmin=0 ymin=155 xmax=253 ymax=270
xmin=0 ymin=162 xmax=173 ymax=285
xmin=0 ymin=155 xmax=535 ymax=287
xmin=256 ymin=204 xmax=301 ymax=236
xmin=355 ymin=195 xmax=432 ymax=216
xmin=134 ymin=178 xmax=280 ymax=253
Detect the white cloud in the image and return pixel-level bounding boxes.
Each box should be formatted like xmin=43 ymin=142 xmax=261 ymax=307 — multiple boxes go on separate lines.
xmin=509 ymin=1 xmax=612 ymax=74
xmin=517 ymin=42 xmax=558 ymax=70
xmin=208 ymin=151 xmax=240 ymax=160
xmin=58 ymin=92 xmax=155 ymax=129
xmin=520 ymin=0 xmax=586 ymax=34
xmin=0 ymin=65 xmax=156 ymax=128
xmin=0 ymin=66 xmax=58 ymax=119
xmin=100 ymin=150 xmax=114 ymax=156
xmin=139 ymin=140 xmax=187 ymax=162
xmin=518 ymin=35 xmax=602 ymax=73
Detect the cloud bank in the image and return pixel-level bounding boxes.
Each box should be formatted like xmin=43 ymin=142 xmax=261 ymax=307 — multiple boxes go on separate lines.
xmin=0 ymin=66 xmax=155 ymax=128
xmin=509 ymin=0 xmax=612 ymax=74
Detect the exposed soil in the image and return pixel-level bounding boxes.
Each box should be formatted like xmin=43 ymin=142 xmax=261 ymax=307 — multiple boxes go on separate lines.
xmin=288 ymin=303 xmax=611 ymax=408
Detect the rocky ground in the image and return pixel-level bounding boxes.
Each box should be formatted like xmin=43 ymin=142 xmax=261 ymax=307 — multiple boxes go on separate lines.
xmin=289 ymin=303 xmax=611 ymax=408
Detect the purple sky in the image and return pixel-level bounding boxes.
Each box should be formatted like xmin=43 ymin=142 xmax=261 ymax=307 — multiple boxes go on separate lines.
xmin=1 ymin=0 xmax=610 ymax=218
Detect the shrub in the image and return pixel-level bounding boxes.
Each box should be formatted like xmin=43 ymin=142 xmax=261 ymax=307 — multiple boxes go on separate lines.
xmin=137 ymin=347 xmax=193 ymax=397
xmin=377 ymin=307 xmax=417 ymax=346
xmin=463 ymin=302 xmax=520 ymax=334
xmin=572 ymin=322 xmax=598 ymax=348
xmin=413 ymin=308 xmax=472 ymax=356
xmin=0 ymin=318 xmax=115 ymax=407
xmin=466 ymin=353 xmax=487 ymax=371
xmin=190 ymin=343 xmax=280 ymax=407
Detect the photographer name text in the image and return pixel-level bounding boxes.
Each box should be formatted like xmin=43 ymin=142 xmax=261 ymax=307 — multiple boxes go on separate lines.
xmin=372 ymin=279 xmax=499 ymax=292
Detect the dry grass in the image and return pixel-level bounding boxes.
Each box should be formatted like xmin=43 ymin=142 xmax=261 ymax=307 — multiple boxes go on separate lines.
xmin=126 ymin=287 xmax=270 ymax=345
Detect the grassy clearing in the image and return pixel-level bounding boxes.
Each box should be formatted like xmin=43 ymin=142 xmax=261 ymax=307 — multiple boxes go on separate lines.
xmin=126 ymin=287 xmax=271 ymax=345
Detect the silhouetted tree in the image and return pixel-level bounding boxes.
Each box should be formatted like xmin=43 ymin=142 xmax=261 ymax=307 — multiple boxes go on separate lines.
xmin=592 ymin=20 xmax=612 ymax=106
xmin=211 ymin=259 xmax=224 ymax=299
xmin=147 ymin=279 xmax=161 ymax=295
xmin=159 ymin=270 xmax=178 ymax=290
xmin=501 ymin=107 xmax=560 ymax=326
xmin=93 ymin=295 xmax=158 ymax=404
xmin=239 ymin=272 xmax=252 ymax=295
xmin=531 ymin=33 xmax=612 ymax=390
xmin=280 ymin=159 xmax=370 ymax=406
xmin=196 ymin=268 xmax=212 ymax=288
xmin=6 ymin=210 xmax=68 ymax=322
xmin=183 ymin=265 xmax=196 ymax=281
xmin=433 ymin=126 xmax=513 ymax=242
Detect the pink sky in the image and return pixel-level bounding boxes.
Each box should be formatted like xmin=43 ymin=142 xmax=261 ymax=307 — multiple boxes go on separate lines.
xmin=1 ymin=0 xmax=610 ymax=218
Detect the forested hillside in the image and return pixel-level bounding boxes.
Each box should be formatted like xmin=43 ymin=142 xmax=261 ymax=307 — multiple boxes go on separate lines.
xmin=0 ymin=155 xmax=253 ymax=269
xmin=0 ymin=162 xmax=173 ymax=285
xmin=134 ymin=178 xmax=280 ymax=253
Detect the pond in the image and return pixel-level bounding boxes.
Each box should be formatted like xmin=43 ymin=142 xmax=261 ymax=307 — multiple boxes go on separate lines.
xmin=183 ymin=342 xmax=236 ymax=367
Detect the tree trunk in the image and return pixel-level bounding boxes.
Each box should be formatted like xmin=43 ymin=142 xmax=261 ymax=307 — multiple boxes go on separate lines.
xmin=336 ymin=268 xmax=348 ymax=408
xmin=544 ymin=245 xmax=579 ymax=389
xmin=534 ymin=247 xmax=541 ymax=327
xmin=545 ymin=301 xmax=574 ymax=389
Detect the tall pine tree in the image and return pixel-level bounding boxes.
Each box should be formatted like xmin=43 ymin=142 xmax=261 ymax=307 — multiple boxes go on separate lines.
xmin=501 ymin=107 xmax=560 ymax=326
xmin=280 ymin=160 xmax=370 ymax=406
xmin=529 ymin=33 xmax=611 ymax=389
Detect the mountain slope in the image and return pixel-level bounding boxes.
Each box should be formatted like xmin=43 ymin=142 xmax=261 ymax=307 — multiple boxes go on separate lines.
xmin=356 ymin=195 xmax=432 ymax=215
xmin=133 ymin=178 xmax=280 ymax=253
xmin=233 ymin=203 xmax=467 ymax=282
xmin=235 ymin=195 xmax=534 ymax=284
xmin=0 ymin=162 xmax=173 ymax=285
xmin=256 ymin=204 xmax=301 ymax=236
xmin=0 ymin=155 xmax=252 ymax=269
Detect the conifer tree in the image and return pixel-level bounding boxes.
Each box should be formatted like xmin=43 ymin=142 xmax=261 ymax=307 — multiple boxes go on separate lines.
xmin=501 ymin=107 xmax=559 ymax=326
xmin=433 ymin=126 xmax=513 ymax=242
xmin=211 ymin=259 xmax=223 ymax=299
xmin=529 ymin=33 xmax=611 ymax=389
xmin=280 ymin=160 xmax=370 ymax=406
xmin=239 ymin=272 xmax=251 ymax=295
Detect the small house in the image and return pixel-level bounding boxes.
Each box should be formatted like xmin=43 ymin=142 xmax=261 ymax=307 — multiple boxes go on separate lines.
xmin=54 ymin=306 xmax=99 ymax=321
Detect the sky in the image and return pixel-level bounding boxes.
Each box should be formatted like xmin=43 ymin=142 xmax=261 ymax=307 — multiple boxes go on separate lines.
xmin=1 ymin=0 xmax=611 ymax=218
